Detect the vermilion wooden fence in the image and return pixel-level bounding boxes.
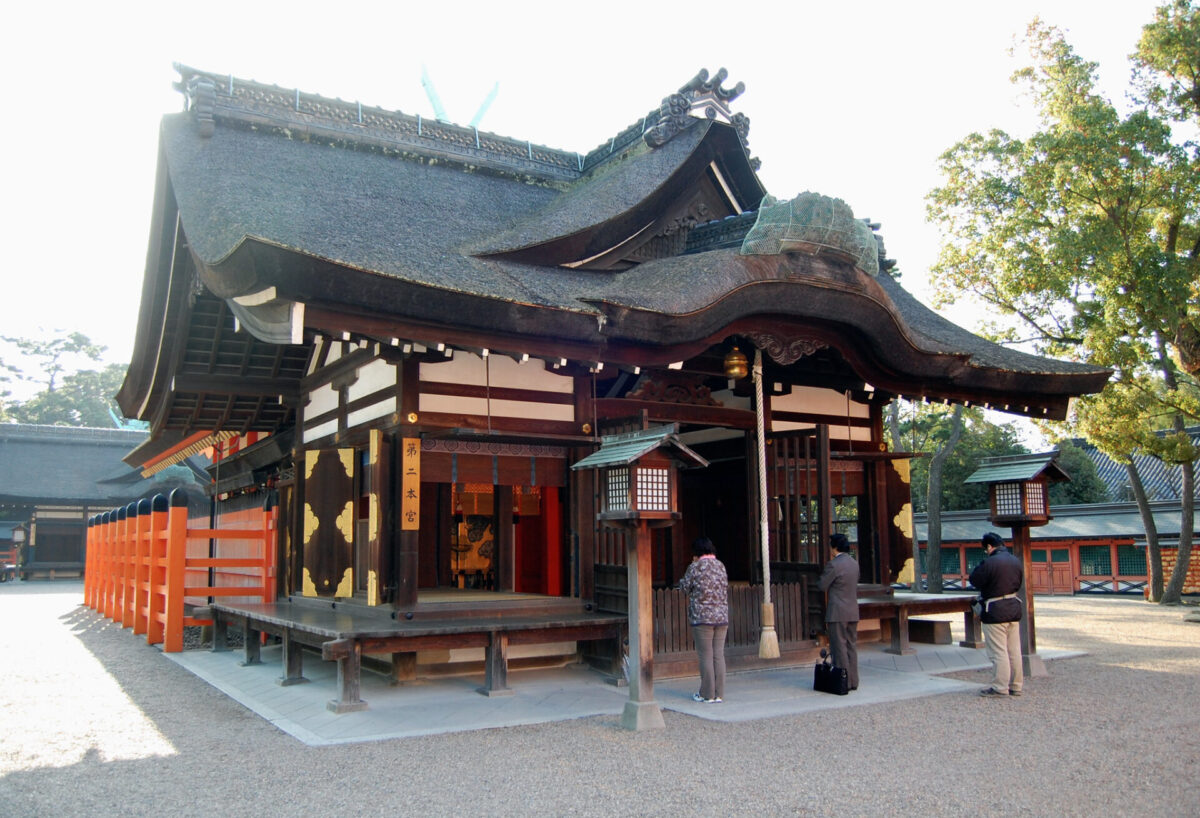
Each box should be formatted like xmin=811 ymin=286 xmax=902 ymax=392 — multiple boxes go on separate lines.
xmin=83 ymin=489 xmax=275 ymax=652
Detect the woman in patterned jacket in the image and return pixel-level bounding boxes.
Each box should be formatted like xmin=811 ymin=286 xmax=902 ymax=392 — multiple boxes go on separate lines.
xmin=677 ymin=536 xmax=729 ymax=703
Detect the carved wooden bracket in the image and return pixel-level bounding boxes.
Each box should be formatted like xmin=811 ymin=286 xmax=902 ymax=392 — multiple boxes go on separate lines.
xmin=627 ymin=372 xmax=720 ymax=406
xmin=747 ymin=332 xmax=829 ymax=366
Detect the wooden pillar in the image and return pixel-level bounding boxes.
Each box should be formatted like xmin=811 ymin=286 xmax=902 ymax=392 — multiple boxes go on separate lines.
xmin=104 ymin=509 xmax=118 ymax=619
xmin=119 ymin=504 xmax=135 ymax=627
xmin=133 ymin=498 xmax=152 ymax=635
xmin=240 ymin=622 xmax=262 ymax=666
xmin=279 ymin=628 xmax=307 ymax=686
xmin=367 ymin=429 xmax=391 ymax=606
xmin=163 ymin=489 xmax=189 ymax=653
xmin=146 ymin=495 xmax=169 ymax=646
xmin=478 ymin=631 xmax=513 ymax=696
xmin=99 ymin=512 xmax=112 ymax=616
xmin=1010 ymin=526 xmax=1047 ymax=677
xmin=394 ymin=432 xmax=419 ymax=609
xmin=960 ymin=607 xmax=984 ymax=648
xmin=261 ymin=494 xmax=277 ymax=604
xmin=323 ymin=639 xmax=368 ymax=713
xmin=883 ymin=606 xmax=913 ymax=655
xmin=621 ymin=521 xmax=664 ymax=731
xmin=816 ymin=425 xmax=832 ymax=551
xmin=84 ymin=517 xmax=95 ymax=608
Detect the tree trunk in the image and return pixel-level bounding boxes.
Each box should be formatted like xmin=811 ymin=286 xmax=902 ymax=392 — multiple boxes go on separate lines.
xmin=887 ymin=401 xmax=902 ymax=452
xmin=1125 ymin=461 xmax=1164 ymax=602
xmin=924 ymin=405 xmax=964 ymax=595
xmin=1161 ymin=457 xmax=1195 ymax=605
xmin=1154 ymin=343 xmax=1196 ymax=604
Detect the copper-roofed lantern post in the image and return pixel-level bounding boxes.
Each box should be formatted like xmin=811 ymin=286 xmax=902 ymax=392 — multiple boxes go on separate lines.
xmin=965 ymin=452 xmax=1071 ymax=678
xmin=572 ymin=425 xmax=708 ymax=731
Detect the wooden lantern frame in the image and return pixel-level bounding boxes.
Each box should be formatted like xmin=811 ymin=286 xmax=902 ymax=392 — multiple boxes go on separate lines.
xmin=964 ymin=452 xmax=1069 ymax=529
xmin=570 ymin=423 xmax=708 ymax=730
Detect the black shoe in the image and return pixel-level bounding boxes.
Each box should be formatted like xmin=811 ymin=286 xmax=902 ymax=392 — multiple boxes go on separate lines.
xmin=978 ymin=687 xmax=1008 ymax=697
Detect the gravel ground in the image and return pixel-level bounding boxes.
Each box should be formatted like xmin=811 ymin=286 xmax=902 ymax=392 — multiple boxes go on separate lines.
xmin=1 ymin=581 xmax=1197 ymax=818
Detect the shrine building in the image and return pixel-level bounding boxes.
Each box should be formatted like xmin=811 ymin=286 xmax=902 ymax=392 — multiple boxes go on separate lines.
xmin=115 ymin=66 xmax=1110 ymax=702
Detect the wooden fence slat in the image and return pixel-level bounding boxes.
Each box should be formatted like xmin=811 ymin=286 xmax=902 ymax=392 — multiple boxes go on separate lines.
xmin=652 ymin=582 xmax=810 ymax=658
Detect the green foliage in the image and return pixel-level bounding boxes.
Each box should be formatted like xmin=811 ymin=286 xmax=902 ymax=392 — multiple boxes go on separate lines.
xmin=926 ymin=15 xmax=1200 ymax=402
xmin=1133 ymin=0 xmax=1200 ymax=124
xmin=1 ymin=332 xmax=105 ymax=392
xmin=6 ymin=363 xmax=127 ymax=427
xmin=1048 ymin=441 xmax=1111 ymax=506
xmin=0 ymin=332 xmax=130 ymax=428
xmin=926 ymin=4 xmax=1200 ymax=602
xmin=887 ymin=403 xmax=1028 ymax=512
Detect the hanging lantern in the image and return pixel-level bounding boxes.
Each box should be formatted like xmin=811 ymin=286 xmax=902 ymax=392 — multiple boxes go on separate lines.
xmin=571 ymin=425 xmax=708 ymax=526
xmin=964 ymin=452 xmax=1069 ymax=527
xmin=723 ymin=345 xmax=749 ymax=380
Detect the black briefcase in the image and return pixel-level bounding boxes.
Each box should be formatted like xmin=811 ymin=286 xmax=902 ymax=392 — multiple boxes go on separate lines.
xmin=813 ymin=649 xmax=849 ymax=695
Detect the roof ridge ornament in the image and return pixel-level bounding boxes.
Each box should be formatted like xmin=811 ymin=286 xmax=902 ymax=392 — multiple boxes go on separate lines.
xmin=184 ymin=74 xmax=217 ymax=138
xmin=740 ymin=191 xmax=881 ymax=276
xmin=644 ymin=68 xmax=750 ymax=150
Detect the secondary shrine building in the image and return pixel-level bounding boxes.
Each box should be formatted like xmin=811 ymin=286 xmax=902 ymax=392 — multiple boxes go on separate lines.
xmin=117 ymin=66 xmax=1109 ymax=680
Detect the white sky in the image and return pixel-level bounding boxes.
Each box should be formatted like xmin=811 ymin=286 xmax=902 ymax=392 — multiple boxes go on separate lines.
xmin=0 ymin=0 xmax=1165 ymax=382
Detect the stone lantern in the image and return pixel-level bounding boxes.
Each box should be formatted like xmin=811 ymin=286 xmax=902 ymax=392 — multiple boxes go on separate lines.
xmin=572 ymin=424 xmax=708 ymax=731
xmin=964 ymin=451 xmax=1070 ymax=676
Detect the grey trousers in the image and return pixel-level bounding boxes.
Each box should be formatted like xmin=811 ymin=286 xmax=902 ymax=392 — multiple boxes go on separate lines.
xmin=983 ymin=620 xmax=1023 ymax=694
xmin=692 ymin=624 xmax=728 ymax=700
xmin=828 ymin=620 xmax=859 ymax=689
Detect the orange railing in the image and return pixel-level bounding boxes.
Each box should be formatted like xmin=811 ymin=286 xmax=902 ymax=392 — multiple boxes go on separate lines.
xmin=83 ymin=489 xmax=275 ymax=652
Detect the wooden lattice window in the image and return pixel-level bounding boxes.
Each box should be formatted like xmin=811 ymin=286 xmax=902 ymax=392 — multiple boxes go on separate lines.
xmin=1117 ymin=545 xmax=1146 ymax=575
xmin=993 ymin=483 xmax=1023 ymax=517
xmin=965 ymin=547 xmax=987 ymax=572
xmin=634 ymin=467 xmax=670 ymax=511
xmin=606 ymin=467 xmax=631 ymax=511
xmin=1079 ymin=545 xmax=1112 ymax=575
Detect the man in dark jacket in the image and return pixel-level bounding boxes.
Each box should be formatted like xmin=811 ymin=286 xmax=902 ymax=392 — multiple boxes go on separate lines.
xmin=818 ymin=533 xmax=860 ymax=690
xmin=968 ymin=532 xmax=1024 ymax=697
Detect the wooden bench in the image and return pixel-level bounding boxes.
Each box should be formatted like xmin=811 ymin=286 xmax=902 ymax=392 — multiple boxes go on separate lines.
xmin=209 ymin=600 xmax=626 ymax=713
xmin=857 ymin=593 xmax=982 ymax=655
xmin=907 ymin=618 xmax=953 ymax=645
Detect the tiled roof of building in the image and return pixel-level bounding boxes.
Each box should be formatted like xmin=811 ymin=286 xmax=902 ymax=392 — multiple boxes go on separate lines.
xmin=1075 ymin=428 xmax=1200 ymax=502
xmin=915 ymin=500 xmax=1195 ymax=543
xmin=119 ymin=64 xmax=1112 ymax=443
xmin=0 ymin=424 xmax=204 ymax=505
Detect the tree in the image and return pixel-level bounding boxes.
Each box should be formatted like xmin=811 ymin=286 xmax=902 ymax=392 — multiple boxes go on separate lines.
xmin=0 ymin=332 xmax=129 ymax=428
xmin=891 ymin=405 xmax=1028 ymax=514
xmin=7 ymin=363 xmax=127 ymax=427
xmin=1047 ymin=441 xmax=1111 ymax=506
xmin=887 ymin=402 xmax=1028 ymax=591
xmin=1 ymin=332 xmax=105 ymax=393
xmin=926 ymin=7 xmax=1200 ymax=603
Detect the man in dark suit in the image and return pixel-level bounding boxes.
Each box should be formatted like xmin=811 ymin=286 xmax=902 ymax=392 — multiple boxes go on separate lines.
xmin=818 ymin=533 xmax=860 ymax=690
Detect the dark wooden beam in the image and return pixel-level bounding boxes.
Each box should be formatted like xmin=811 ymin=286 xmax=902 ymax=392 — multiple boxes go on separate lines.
xmin=172 ymin=374 xmax=300 ymax=400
